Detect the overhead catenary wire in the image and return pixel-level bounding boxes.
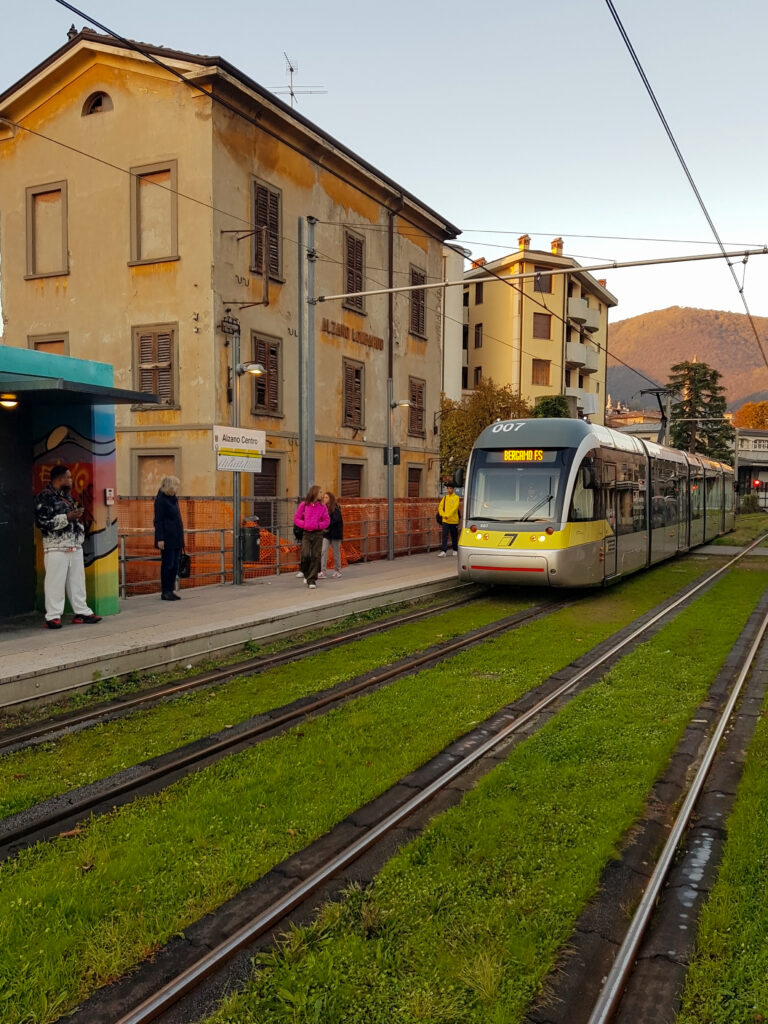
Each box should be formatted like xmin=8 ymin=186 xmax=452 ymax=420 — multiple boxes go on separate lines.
xmin=604 ymin=0 xmax=768 ymax=370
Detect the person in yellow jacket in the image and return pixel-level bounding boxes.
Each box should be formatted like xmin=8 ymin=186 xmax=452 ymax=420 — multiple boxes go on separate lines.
xmin=437 ymin=484 xmax=461 ymax=557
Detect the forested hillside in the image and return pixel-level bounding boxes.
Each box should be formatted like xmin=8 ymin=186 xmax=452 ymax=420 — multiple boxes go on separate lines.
xmin=606 ymin=306 xmax=768 ymax=409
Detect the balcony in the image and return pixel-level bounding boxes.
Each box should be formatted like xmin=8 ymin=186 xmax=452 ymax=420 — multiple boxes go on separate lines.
xmin=567 ymin=297 xmax=588 ymax=324
xmin=565 ymin=387 xmax=600 ymax=417
xmin=581 ymin=345 xmax=599 ymax=374
xmin=583 ymin=307 xmax=600 ymax=333
xmin=565 ymin=341 xmax=586 ymax=368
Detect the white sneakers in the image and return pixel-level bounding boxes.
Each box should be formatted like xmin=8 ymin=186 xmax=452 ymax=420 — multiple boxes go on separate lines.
xmin=437 ymin=551 xmax=447 ymax=557
xmin=295 ymin=571 xmax=304 ymax=578
xmin=308 ymin=583 xmax=317 ymax=589
xmin=438 ymin=550 xmax=457 ymax=558
xmin=451 ymin=550 xmax=458 ymax=557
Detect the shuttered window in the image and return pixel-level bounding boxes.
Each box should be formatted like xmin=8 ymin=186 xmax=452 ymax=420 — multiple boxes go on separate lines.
xmin=134 ymin=325 xmax=175 ymax=404
xmin=408 ymin=376 xmax=426 ymax=437
xmin=407 ymin=467 xmax=422 ymax=497
xmin=341 ymin=463 xmax=363 ymax=497
xmin=252 ymin=180 xmax=282 ymax=278
xmin=409 ymin=266 xmax=426 ymax=336
xmin=253 ymin=335 xmax=281 ymax=414
xmin=343 ymin=359 xmax=364 ymax=427
xmin=532 ymin=358 xmax=550 ymax=386
xmin=344 ymin=231 xmax=365 ymax=312
xmin=533 ymin=313 xmax=551 ymax=339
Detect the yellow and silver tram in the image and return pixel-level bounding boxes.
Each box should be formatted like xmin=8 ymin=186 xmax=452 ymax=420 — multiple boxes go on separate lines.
xmin=456 ymin=418 xmax=735 ymax=587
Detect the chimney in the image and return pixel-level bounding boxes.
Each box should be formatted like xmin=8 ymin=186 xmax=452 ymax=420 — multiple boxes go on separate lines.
xmin=551 ymin=237 xmax=563 ymax=256
xmin=518 ymin=234 xmax=530 ymax=252
xmin=471 ymin=257 xmax=486 ymax=269
xmin=597 ymin=279 xmax=606 ymax=287
xmin=67 ymin=24 xmax=78 ymax=40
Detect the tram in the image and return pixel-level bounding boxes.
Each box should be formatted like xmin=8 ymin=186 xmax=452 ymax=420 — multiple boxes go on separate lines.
xmin=455 ymin=418 xmax=735 ymax=587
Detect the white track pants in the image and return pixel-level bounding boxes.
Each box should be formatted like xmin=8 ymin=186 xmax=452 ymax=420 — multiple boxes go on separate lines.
xmin=44 ymin=547 xmax=93 ymax=620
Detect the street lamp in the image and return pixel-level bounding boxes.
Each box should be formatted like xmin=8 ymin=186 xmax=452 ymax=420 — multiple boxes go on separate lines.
xmin=231 ymin=346 xmax=265 ymax=585
xmin=386 ymin=384 xmax=410 ymax=561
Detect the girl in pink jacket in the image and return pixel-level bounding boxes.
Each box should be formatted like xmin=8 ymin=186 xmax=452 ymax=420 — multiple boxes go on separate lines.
xmin=294 ymin=485 xmax=330 ymax=588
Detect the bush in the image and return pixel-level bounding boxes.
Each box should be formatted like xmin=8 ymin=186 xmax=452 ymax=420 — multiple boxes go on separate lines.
xmin=740 ymin=493 xmax=761 ymax=513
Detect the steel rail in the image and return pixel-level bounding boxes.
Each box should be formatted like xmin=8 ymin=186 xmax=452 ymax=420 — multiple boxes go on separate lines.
xmin=0 ymin=591 xmax=482 ymax=752
xmin=112 ymin=537 xmax=768 ymax=1024
xmin=586 ymin=598 xmax=768 ymax=1024
xmin=0 ymin=605 xmax=555 ymax=854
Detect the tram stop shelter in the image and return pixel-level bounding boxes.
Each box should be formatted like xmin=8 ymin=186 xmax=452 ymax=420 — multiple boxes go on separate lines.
xmin=0 ymin=344 xmax=158 ymax=622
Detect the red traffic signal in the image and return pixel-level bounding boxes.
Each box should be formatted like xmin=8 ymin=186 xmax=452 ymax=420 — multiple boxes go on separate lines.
xmin=754 ymin=479 xmax=761 ymax=488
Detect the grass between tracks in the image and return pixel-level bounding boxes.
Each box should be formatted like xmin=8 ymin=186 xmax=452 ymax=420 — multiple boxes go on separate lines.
xmin=0 ymin=596 xmax=533 ymax=820
xmin=709 ymin=512 xmax=768 ymax=547
xmin=676 ymin=687 xmax=768 ymax=1023
xmin=0 ymin=559 xmax=737 ymax=1024
xmin=0 ymin=597 xmax=456 ymax=733
xmin=199 ymin=568 xmax=767 ymax=1024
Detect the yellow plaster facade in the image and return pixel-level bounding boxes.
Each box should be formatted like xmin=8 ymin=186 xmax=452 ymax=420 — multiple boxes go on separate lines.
xmin=463 ymin=237 xmax=618 ymax=424
xmin=0 ymin=30 xmax=460 ymax=507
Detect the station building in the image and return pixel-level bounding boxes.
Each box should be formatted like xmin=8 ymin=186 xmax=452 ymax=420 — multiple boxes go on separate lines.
xmin=462 ymin=236 xmax=618 ymax=423
xmin=0 ymin=29 xmax=462 ymax=514
xmin=735 ymin=429 xmax=768 ymax=508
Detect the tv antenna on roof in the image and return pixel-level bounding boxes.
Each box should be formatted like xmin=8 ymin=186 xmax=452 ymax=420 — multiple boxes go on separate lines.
xmin=269 ymin=53 xmax=327 ymax=108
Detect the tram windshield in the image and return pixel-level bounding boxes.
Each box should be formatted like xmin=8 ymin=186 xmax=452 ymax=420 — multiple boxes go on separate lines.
xmin=466 ymin=448 xmax=572 ymax=523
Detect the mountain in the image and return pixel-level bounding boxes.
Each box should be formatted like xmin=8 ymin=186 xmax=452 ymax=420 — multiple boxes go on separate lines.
xmin=606 ymin=306 xmax=768 ymax=410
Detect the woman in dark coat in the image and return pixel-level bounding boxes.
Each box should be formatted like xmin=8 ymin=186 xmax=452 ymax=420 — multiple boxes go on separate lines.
xmin=153 ymin=475 xmax=185 ymax=600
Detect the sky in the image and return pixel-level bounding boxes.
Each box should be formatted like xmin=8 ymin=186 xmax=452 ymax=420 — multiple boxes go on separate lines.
xmin=2 ymin=0 xmax=768 ymax=327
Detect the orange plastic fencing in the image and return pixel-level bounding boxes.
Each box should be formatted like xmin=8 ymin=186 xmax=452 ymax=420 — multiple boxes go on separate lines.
xmin=117 ymin=496 xmax=442 ymax=596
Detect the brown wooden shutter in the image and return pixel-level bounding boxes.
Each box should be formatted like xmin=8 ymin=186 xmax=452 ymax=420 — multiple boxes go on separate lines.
xmin=410 ymin=268 xmax=426 ymax=336
xmin=340 ymin=463 xmax=362 ymax=497
xmin=345 ymin=233 xmax=364 ymax=309
xmin=344 ymin=362 xmax=362 ymax=426
xmin=409 ymin=377 xmax=425 ymax=435
xmin=137 ymin=328 xmax=173 ymax=403
xmin=254 ymin=184 xmax=280 ymax=276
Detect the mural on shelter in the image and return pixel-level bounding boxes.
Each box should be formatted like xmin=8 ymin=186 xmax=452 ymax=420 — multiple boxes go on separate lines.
xmin=32 ymin=407 xmax=119 ymax=615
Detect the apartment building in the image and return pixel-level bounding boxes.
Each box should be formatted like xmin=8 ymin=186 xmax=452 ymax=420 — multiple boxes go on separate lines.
xmin=462 ymin=236 xmax=618 ymax=423
xmin=0 ymin=29 xmax=460 ymax=505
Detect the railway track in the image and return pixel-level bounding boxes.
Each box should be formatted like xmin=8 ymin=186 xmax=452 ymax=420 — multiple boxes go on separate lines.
xmin=73 ymin=540 xmax=766 ymax=1024
xmin=0 ymin=592 xmax=487 ymax=754
xmin=0 ymin=602 xmax=561 ymax=858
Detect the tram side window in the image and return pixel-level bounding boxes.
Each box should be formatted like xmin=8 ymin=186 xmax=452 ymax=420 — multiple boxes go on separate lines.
xmin=706 ymin=472 xmax=723 ymax=512
xmin=691 ymin=475 xmax=704 ymax=519
xmin=651 ymin=458 xmax=679 ymax=527
xmin=569 ymin=460 xmax=594 ymax=521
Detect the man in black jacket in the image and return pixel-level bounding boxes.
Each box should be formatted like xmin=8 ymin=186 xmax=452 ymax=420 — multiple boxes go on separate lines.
xmin=33 ymin=465 xmax=102 ymax=629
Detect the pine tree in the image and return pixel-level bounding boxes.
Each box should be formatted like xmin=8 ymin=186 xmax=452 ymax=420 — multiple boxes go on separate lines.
xmin=668 ymin=360 xmax=734 ymax=461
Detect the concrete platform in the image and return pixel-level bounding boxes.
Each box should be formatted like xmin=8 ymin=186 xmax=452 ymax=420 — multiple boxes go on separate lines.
xmin=0 ymin=554 xmax=467 ymax=708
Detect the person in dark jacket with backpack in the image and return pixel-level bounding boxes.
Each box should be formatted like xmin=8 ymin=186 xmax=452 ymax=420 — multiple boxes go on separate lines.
xmin=154 ymin=476 xmax=185 ymax=601
xmin=319 ymin=491 xmax=344 ymax=578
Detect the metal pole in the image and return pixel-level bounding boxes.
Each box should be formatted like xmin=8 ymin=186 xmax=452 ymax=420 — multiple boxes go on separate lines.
xmin=387 ymin=378 xmax=394 ymax=560
xmin=232 ymin=328 xmax=242 ymax=584
xmin=307 ymin=217 xmax=317 ymax=489
xmin=297 ymin=217 xmax=306 ymax=496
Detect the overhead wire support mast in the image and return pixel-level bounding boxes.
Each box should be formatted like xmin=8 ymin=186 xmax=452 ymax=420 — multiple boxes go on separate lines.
xmin=317 ymin=247 xmax=768 ymax=304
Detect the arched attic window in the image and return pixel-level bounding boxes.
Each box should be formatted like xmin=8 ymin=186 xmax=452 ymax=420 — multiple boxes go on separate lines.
xmin=82 ymin=91 xmax=113 ymax=116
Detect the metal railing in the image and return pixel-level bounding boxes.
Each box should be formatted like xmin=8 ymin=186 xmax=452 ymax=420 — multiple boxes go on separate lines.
xmin=117 ymin=509 xmax=443 ymax=597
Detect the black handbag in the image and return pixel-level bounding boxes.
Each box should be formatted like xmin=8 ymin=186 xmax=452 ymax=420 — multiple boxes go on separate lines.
xmin=435 ymin=511 xmax=443 ymax=525
xmin=177 ymin=551 xmax=191 ymax=579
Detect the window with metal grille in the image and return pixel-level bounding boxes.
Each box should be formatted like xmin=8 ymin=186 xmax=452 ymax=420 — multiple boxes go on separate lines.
xmin=532 ymin=358 xmax=550 ymax=386
xmin=534 ymin=265 xmax=553 ymax=293
xmin=474 ymin=323 xmax=483 ymax=349
xmin=341 ymin=462 xmax=363 ymax=497
xmin=252 ymin=334 xmax=281 ymax=414
xmin=343 ymin=359 xmax=364 ymax=427
xmin=344 ymin=231 xmax=365 ymax=312
xmin=408 ymin=377 xmax=426 ymax=436
xmin=252 ymin=180 xmax=282 ymax=278
xmin=409 ymin=266 xmax=426 ymax=336
xmin=134 ymin=325 xmax=175 ymax=404
xmin=533 ymin=312 xmax=551 ymax=339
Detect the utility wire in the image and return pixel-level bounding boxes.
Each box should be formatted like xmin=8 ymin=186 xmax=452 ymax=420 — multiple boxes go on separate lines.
xmin=604 ymin=0 xmax=768 ymax=369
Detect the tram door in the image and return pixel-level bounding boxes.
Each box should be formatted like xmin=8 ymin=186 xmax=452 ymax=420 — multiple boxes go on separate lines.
xmin=600 ymin=461 xmax=619 ymax=579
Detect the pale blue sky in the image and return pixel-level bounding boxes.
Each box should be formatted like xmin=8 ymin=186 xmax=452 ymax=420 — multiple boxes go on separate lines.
xmin=3 ymin=0 xmax=768 ymax=326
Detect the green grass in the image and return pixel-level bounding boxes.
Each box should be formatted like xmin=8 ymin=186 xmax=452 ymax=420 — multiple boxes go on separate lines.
xmin=0 ymin=596 xmax=461 ymax=733
xmin=0 ymin=596 xmax=533 ymax=820
xmin=200 ymin=569 xmax=767 ymax=1024
xmin=709 ymin=512 xmax=768 ymax=546
xmin=0 ymin=561 xmax=719 ymax=1023
xmin=675 ymin=686 xmax=768 ymax=1023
